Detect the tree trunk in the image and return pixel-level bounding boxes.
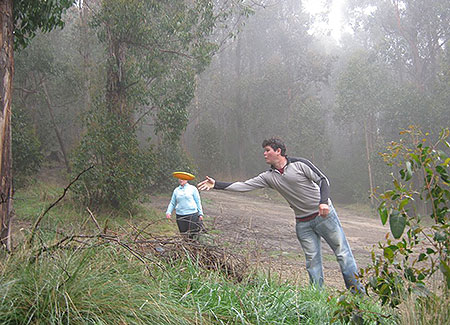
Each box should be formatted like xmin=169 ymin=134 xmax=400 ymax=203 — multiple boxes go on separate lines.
xmin=392 ymin=2 xmax=425 ymax=90
xmin=364 ymin=119 xmax=375 ymax=206
xmin=0 ymin=0 xmax=14 ymax=252
xmin=106 ymin=28 xmax=127 ymax=117
xmin=78 ymin=1 xmax=91 ymax=113
xmin=234 ymin=34 xmax=244 ymax=172
xmin=42 ymin=81 xmax=71 ymax=173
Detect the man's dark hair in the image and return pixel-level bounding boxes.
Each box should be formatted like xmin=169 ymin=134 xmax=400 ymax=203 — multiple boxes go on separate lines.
xmin=262 ymin=138 xmax=287 ymax=157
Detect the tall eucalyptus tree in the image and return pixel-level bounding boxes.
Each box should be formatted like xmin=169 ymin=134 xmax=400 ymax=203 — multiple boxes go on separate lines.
xmin=0 ymin=0 xmax=73 ymax=251
xmin=333 ymin=0 xmax=450 ymax=202
xmin=72 ymin=0 xmax=249 ymax=209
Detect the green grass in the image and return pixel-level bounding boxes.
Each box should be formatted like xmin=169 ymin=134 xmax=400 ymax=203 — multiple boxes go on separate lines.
xmin=14 ymin=183 xmax=177 ymax=238
xmin=157 ymin=259 xmax=337 ymax=324
xmin=0 ymin=247 xmax=197 ymax=324
xmin=1 ymin=243 xmax=396 ymax=324
xmin=14 ymin=182 xmax=61 ymax=220
xmin=3 ymin=182 xmax=416 ymax=324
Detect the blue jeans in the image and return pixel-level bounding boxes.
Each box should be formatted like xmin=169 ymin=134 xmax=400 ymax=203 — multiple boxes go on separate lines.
xmin=295 ymin=202 xmax=363 ymax=292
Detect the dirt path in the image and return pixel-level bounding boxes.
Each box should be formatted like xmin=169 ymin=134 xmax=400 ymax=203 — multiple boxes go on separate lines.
xmin=154 ymin=189 xmax=389 ymax=290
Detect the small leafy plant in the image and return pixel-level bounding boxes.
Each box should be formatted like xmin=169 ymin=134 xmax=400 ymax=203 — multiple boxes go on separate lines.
xmin=368 ymin=127 xmax=449 ymax=308
xmin=333 ymin=127 xmax=449 ymax=323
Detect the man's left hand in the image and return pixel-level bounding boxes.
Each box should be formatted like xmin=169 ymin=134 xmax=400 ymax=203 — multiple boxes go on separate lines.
xmin=319 ymin=203 xmax=329 ymax=217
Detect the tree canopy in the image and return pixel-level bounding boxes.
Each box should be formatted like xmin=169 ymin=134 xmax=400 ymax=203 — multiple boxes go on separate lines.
xmin=13 ymin=0 xmax=74 ymax=49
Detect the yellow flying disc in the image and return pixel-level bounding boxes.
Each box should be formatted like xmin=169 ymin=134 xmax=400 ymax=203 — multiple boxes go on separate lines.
xmin=172 ymin=171 xmax=195 ymax=180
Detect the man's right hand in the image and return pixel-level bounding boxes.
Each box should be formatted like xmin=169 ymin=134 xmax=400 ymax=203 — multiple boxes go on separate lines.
xmin=198 ymin=176 xmax=215 ymax=191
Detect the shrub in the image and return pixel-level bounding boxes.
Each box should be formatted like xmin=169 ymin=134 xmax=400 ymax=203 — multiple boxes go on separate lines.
xmin=71 ymin=102 xmax=155 ymax=211
xmin=368 ymin=127 xmax=449 ymax=307
xmin=333 ymin=127 xmax=449 ymax=324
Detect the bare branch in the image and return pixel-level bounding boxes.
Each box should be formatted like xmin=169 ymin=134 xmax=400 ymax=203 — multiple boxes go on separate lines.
xmin=132 ymin=106 xmax=157 ymax=129
xmin=87 ymin=207 xmax=102 ymax=233
xmin=14 ymin=86 xmax=38 ymax=94
xmin=26 ymin=165 xmax=95 ymax=248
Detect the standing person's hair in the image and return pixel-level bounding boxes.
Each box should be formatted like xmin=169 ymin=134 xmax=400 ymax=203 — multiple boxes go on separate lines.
xmin=262 ymin=138 xmax=287 ymax=157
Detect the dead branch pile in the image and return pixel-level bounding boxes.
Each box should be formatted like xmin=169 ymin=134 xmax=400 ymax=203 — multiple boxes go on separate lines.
xmin=29 ymin=231 xmax=249 ymax=283
xmin=135 ymin=236 xmax=249 ymax=282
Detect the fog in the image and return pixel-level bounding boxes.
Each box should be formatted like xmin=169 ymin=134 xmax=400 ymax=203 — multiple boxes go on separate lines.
xmin=12 ymin=0 xmax=450 ymax=205
xmin=182 ymin=0 xmax=450 ymax=203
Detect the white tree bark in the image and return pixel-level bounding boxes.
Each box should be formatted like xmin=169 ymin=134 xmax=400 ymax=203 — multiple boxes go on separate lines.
xmin=0 ymin=0 xmax=14 ymax=252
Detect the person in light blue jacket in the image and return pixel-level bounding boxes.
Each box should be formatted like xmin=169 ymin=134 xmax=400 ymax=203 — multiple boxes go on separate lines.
xmin=166 ymin=175 xmax=204 ymax=238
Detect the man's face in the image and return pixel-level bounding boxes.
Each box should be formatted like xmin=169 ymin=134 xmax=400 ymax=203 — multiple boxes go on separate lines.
xmin=179 ymin=179 xmax=188 ymax=186
xmin=263 ymin=146 xmax=280 ymax=165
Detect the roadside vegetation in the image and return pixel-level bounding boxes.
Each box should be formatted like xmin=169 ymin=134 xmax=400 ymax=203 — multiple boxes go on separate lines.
xmin=2 ymin=180 xmax=395 ymax=325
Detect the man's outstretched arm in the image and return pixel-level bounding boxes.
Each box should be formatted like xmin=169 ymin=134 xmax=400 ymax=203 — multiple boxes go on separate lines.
xmin=198 ymin=174 xmax=268 ymax=192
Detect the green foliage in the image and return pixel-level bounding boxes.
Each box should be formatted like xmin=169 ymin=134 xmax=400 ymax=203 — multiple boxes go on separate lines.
xmin=153 ymin=69 xmax=196 ymax=142
xmin=332 ymin=127 xmax=449 ymax=323
xmin=333 ymin=46 xmax=450 ymax=204
xmin=71 ymin=101 xmax=155 ymax=211
xmin=331 ymin=292 xmax=396 ymax=324
xmin=13 ymin=0 xmax=75 ymax=50
xmin=76 ymin=0 xmax=250 ymax=209
xmin=91 ymin=0 xmax=230 ymax=141
xmin=336 ymin=51 xmax=394 ymax=124
xmin=12 ymin=107 xmax=42 ymax=188
xmin=347 ymin=0 xmax=450 ymax=89
xmin=366 ymin=127 xmax=450 ymax=307
xmin=0 ymin=244 xmax=390 ymax=325
xmin=382 ymin=84 xmax=448 ymax=137
xmin=14 ymin=29 xmax=86 ymax=156
xmin=0 ymin=247 xmax=196 ymax=324
xmin=188 ymin=2 xmax=330 ymax=176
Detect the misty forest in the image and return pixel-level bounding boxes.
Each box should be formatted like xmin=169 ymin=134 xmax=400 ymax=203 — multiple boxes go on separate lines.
xmin=0 ymin=0 xmax=449 ymax=324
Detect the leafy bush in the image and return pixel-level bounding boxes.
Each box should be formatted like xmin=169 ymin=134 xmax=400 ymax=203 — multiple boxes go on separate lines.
xmin=12 ymin=107 xmax=43 ymax=188
xmin=368 ymin=127 xmax=449 ymax=307
xmin=71 ymin=102 xmax=155 ymax=211
xmin=333 ymin=127 xmax=449 ymax=324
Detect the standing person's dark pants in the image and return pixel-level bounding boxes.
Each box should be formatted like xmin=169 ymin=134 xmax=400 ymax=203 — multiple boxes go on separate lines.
xmin=176 ymin=212 xmax=202 ymax=239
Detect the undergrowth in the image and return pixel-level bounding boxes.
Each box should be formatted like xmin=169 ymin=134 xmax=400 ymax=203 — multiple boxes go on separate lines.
xmin=1 ymin=183 xmax=400 ymax=324
xmin=0 ymin=243 xmax=395 ymax=324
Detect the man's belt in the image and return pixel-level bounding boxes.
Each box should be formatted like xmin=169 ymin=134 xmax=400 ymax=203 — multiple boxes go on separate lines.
xmin=296 ymin=212 xmax=319 ymax=223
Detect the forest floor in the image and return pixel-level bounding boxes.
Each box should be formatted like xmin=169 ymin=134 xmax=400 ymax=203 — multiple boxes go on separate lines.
xmin=151 ymin=189 xmax=390 ymax=291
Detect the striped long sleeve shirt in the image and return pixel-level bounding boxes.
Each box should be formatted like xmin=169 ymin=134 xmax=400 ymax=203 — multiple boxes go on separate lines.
xmin=213 ymin=157 xmax=330 ymax=219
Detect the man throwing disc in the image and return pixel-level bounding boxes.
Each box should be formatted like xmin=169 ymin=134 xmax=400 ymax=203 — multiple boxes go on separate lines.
xmin=198 ymin=137 xmax=363 ymax=293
